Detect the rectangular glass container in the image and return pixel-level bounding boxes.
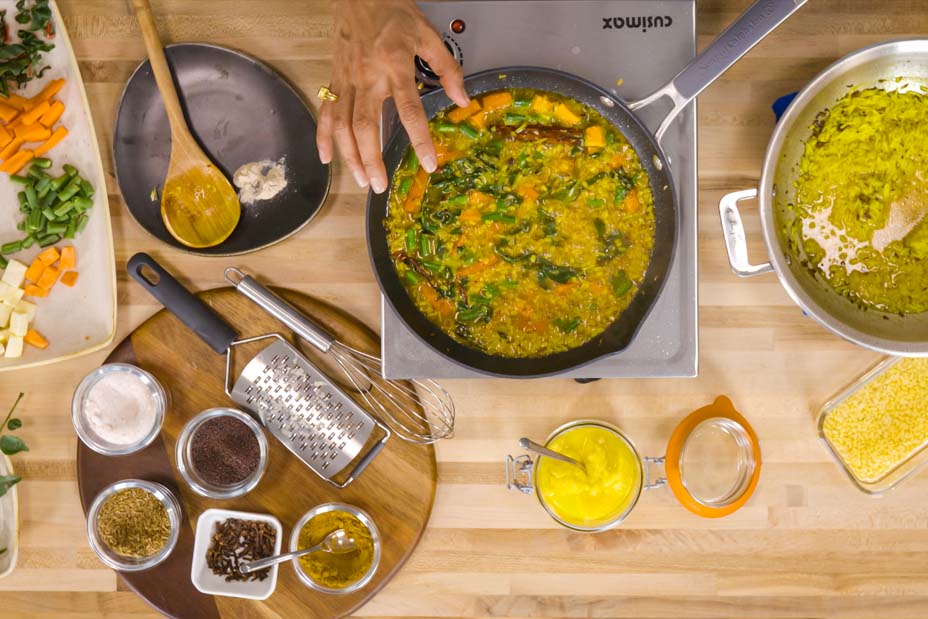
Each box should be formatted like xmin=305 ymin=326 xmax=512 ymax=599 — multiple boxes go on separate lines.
xmin=817 ymin=357 xmax=928 ymax=495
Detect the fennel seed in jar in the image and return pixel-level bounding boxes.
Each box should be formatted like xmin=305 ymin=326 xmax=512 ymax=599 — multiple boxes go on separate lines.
xmin=96 ymin=488 xmax=170 ymax=558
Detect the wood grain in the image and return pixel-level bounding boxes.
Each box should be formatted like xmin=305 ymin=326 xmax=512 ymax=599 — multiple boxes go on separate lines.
xmin=3 ymin=1 xmax=928 ymax=618
xmin=76 ymin=286 xmax=436 ymax=619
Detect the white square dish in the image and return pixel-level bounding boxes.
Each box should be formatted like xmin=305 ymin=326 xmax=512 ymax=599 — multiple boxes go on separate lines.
xmin=190 ymin=508 xmax=282 ymax=600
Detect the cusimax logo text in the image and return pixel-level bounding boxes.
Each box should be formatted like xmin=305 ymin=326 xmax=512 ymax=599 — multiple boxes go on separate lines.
xmin=602 ymin=15 xmax=673 ymax=32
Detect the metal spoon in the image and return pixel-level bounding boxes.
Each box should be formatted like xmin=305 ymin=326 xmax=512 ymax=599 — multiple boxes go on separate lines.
xmin=239 ymin=528 xmax=356 ymax=575
xmin=519 ymin=437 xmax=586 ymax=474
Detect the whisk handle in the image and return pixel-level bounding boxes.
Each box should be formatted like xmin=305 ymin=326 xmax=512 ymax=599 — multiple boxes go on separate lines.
xmin=224 ymin=267 xmax=335 ymax=352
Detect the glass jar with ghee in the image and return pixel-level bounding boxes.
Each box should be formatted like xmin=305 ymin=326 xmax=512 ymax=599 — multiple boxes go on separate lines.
xmin=506 ymin=397 xmax=762 ymax=531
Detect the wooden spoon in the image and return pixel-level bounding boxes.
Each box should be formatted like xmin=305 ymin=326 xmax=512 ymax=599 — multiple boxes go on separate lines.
xmin=131 ymin=0 xmax=240 ymax=248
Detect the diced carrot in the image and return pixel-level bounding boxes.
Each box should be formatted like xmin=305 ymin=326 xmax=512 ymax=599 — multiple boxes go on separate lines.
xmin=23 ymin=329 xmax=48 ymax=349
xmin=514 ymin=183 xmax=539 ymax=202
xmin=24 ymin=258 xmax=44 ymax=283
xmin=33 ymin=126 xmax=67 ymax=157
xmin=584 ymin=126 xmax=606 ymax=150
xmin=0 ymin=137 xmax=22 ymax=161
xmin=23 ymin=284 xmax=47 ymax=298
xmin=37 ymin=246 xmax=59 ymax=265
xmin=625 ymin=189 xmax=640 ymax=213
xmin=0 ymin=103 xmax=18 ymax=123
xmin=554 ymin=103 xmax=581 ymax=126
xmin=0 ymin=127 xmax=11 ymax=149
xmin=58 ymin=246 xmax=76 ymax=270
xmin=459 ymin=207 xmax=481 ymax=224
xmin=30 ymin=78 xmax=65 ymax=105
xmin=456 ymin=254 xmax=499 ymax=277
xmin=15 ymin=124 xmax=51 ymax=143
xmin=19 ymin=100 xmax=50 ymax=126
xmin=0 ymin=149 xmax=33 ymax=175
xmin=480 ymin=91 xmax=514 ymax=112
xmin=36 ymin=265 xmax=59 ymax=290
xmin=610 ymin=152 xmax=627 ymax=168
xmin=60 ymin=270 xmax=78 ymax=287
xmin=38 ymin=100 xmax=64 ymax=128
xmin=403 ymin=167 xmax=430 ymax=214
xmin=531 ymin=95 xmax=553 ymax=115
xmin=0 ymin=93 xmax=28 ymax=111
xmin=447 ymin=99 xmax=481 ymax=123
xmin=420 ymin=284 xmax=454 ymax=318
xmin=468 ymin=190 xmax=493 ymax=208
xmin=468 ymin=111 xmax=488 ymax=131
xmin=433 ymin=141 xmax=464 ymax=167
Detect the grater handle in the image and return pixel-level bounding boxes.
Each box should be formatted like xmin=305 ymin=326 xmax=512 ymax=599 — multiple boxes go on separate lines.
xmin=128 ymin=253 xmax=238 ymax=354
xmin=224 ymin=267 xmax=335 ymax=352
xmin=335 ymin=433 xmax=389 ymax=489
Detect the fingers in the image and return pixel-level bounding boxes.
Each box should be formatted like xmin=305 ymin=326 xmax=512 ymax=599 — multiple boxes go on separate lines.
xmin=353 ymin=91 xmax=389 ymax=193
xmin=417 ymin=28 xmax=469 ymax=108
xmin=330 ymin=86 xmax=369 ymax=189
xmin=316 ymin=100 xmax=334 ymax=165
xmin=391 ymin=77 xmax=437 ymax=173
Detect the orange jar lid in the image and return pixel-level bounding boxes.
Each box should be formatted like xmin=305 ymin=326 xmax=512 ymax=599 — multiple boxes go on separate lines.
xmin=664 ymin=396 xmax=761 ymax=518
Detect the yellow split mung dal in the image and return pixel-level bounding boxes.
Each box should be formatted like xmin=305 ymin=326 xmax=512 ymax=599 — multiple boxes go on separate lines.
xmin=822 ymin=358 xmax=928 ymax=483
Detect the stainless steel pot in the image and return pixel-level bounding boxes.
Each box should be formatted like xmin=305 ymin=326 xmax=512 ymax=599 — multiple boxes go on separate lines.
xmin=719 ymin=39 xmax=928 ymax=355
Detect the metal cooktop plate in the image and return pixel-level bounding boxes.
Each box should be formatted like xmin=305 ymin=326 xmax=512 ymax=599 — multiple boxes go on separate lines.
xmin=381 ymin=0 xmax=697 ymax=379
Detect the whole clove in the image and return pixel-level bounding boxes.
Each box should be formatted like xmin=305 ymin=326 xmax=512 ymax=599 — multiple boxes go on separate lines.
xmin=206 ymin=518 xmax=276 ymax=582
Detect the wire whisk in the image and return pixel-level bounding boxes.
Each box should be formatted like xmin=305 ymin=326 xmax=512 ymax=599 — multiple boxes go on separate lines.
xmin=225 ymin=268 xmax=455 ymax=444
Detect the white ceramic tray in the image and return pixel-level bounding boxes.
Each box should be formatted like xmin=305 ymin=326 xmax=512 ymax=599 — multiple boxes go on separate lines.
xmin=0 ymin=454 xmax=19 ymax=579
xmin=0 ymin=0 xmax=116 ymax=372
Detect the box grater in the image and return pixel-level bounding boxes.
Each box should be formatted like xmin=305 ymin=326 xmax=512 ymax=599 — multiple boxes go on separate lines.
xmin=128 ymin=253 xmax=389 ymax=488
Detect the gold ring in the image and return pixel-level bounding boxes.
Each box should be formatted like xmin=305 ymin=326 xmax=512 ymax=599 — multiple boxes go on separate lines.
xmin=317 ymin=85 xmax=339 ymax=102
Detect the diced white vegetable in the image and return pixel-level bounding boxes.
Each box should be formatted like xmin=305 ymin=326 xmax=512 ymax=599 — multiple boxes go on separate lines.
xmin=9 ymin=311 xmax=29 ymax=337
xmin=0 ymin=284 xmax=23 ymax=306
xmin=14 ymin=300 xmax=35 ymax=321
xmin=2 ymin=259 xmax=27 ymax=288
xmin=0 ymin=304 xmax=12 ymax=327
xmin=4 ymin=335 xmax=23 ymax=358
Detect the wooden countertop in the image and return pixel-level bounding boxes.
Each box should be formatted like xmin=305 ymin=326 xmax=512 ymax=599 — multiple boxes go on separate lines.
xmin=3 ymin=1 xmax=927 ymax=618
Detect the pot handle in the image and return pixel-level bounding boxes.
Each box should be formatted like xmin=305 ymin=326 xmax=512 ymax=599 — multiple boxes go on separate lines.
xmin=719 ymin=189 xmax=774 ymax=278
xmin=629 ymin=0 xmax=806 ymax=142
xmin=506 ymin=455 xmax=534 ymax=494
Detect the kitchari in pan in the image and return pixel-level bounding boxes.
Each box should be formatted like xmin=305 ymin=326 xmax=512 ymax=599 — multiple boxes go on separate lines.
xmin=384 ymin=89 xmax=655 ymax=357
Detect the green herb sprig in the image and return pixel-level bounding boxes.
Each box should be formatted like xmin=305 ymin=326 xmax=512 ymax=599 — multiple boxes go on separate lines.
xmin=0 ymin=392 xmax=26 ymax=500
xmin=0 ymin=0 xmax=55 ymax=98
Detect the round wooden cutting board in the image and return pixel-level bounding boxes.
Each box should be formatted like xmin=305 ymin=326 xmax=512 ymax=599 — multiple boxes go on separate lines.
xmin=76 ymin=287 xmax=437 ymax=619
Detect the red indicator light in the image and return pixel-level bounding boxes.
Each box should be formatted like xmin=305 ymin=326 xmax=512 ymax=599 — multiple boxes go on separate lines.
xmin=451 ymin=19 xmax=465 ymax=34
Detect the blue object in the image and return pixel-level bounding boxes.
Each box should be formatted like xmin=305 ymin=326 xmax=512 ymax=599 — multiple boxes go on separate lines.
xmin=772 ymin=92 xmax=798 ymax=121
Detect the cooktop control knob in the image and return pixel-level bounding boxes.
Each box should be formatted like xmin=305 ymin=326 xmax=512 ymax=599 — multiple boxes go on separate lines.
xmin=415 ymin=36 xmax=462 ymax=89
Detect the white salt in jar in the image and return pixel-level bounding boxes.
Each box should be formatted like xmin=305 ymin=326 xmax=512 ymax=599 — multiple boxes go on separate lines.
xmin=72 ymin=363 xmax=167 ymax=456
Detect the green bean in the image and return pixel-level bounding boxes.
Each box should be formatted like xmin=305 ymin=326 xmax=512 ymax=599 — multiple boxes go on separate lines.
xmin=447 ymin=195 xmax=468 ymax=207
xmin=76 ymin=214 xmax=90 ymax=233
xmin=37 ymin=233 xmax=61 ymax=247
xmin=436 ymin=122 xmax=458 ymax=133
xmin=482 ymin=212 xmax=516 ymax=224
xmin=79 ymin=180 xmax=95 ymax=198
xmin=49 ymin=173 xmax=69 ymax=190
xmin=405 ymin=150 xmax=419 ymax=172
xmin=503 ymin=113 xmax=526 ymax=125
xmin=21 ymin=234 xmax=34 ymax=250
xmin=64 ymin=218 xmax=77 ymax=239
xmin=1 ymin=240 xmax=22 ymax=254
xmin=456 ymin=306 xmax=487 ymax=323
xmin=405 ymin=228 xmax=417 ymax=252
xmin=45 ymin=221 xmax=67 ymax=235
xmin=35 ymin=176 xmax=50 ymax=196
xmin=421 ymin=259 xmax=441 ymax=271
xmin=14 ymin=221 xmax=25 ymax=232
xmin=0 ymin=256 xmax=7 ymax=270
xmin=31 ymin=157 xmax=52 ymax=169
xmin=419 ymin=234 xmax=434 ymax=257
xmin=26 ymin=208 xmax=42 ymax=232
xmin=52 ymin=200 xmax=74 ymax=217
xmin=459 ymin=124 xmax=479 ymax=139
xmin=398 ymin=176 xmax=413 ymax=196
xmin=9 ymin=174 xmax=30 ymax=185
xmin=586 ymin=198 xmax=605 ymax=208
xmin=513 ymin=98 xmax=531 ymax=108
xmin=24 ymin=185 xmax=37 ymax=210
xmin=16 ymin=191 xmax=27 ymax=209
xmin=41 ymin=207 xmax=56 ymax=220
xmin=62 ymin=164 xmax=78 ymax=177
xmin=57 ymin=182 xmax=81 ymax=202
xmin=403 ymin=270 xmax=421 ymax=285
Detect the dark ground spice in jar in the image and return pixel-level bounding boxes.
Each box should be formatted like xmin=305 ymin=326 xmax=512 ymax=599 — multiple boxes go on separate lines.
xmin=190 ymin=416 xmax=260 ymax=486
xmin=206 ymin=518 xmax=276 ymax=582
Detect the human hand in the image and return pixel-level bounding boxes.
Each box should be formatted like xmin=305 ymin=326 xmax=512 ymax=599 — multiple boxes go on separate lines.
xmin=317 ymin=0 xmax=469 ymax=193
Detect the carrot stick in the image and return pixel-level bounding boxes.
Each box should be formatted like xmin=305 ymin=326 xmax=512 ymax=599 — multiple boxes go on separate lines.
xmin=0 ymin=149 xmax=33 ymax=175
xmin=447 ymin=99 xmax=481 ymax=123
xmin=0 ymin=102 xmax=18 ymax=123
xmin=33 ymin=126 xmax=67 ymax=157
xmin=0 ymin=93 xmax=28 ymax=111
xmin=19 ymin=100 xmax=50 ymax=126
xmin=480 ymin=91 xmax=514 ymax=112
xmin=0 ymin=137 xmax=22 ymax=161
xmin=31 ymin=79 xmax=65 ymax=105
xmin=0 ymin=127 xmax=12 ymax=149
xmin=24 ymin=258 xmax=44 ymax=283
xmin=38 ymin=100 xmax=64 ymax=128
xmin=23 ymin=284 xmax=47 ymax=298
xmin=24 ymin=329 xmax=48 ymax=349
xmin=14 ymin=124 xmax=51 ymax=143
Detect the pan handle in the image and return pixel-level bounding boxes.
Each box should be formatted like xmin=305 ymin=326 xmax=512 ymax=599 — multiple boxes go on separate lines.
xmin=719 ymin=189 xmax=774 ymax=278
xmin=629 ymin=0 xmax=807 ymax=142
xmin=127 ymin=253 xmax=238 ymax=353
xmin=224 ymin=267 xmax=335 ymax=353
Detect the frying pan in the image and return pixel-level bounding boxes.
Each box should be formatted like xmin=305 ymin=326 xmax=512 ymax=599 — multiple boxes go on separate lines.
xmin=720 ymin=39 xmax=928 ymax=355
xmin=368 ymin=0 xmax=807 ymax=377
